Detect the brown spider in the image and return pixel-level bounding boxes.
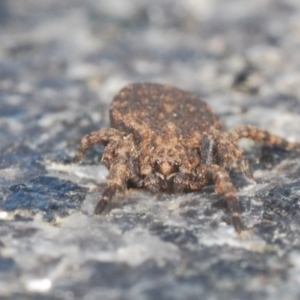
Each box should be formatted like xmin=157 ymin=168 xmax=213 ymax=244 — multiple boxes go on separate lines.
xmin=74 ymin=83 xmax=300 ymax=233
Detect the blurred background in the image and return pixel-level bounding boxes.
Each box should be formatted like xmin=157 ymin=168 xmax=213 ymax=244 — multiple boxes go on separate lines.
xmin=1 ymin=0 xmax=300 ymax=150
xmin=1 ymin=0 xmax=300 ymax=299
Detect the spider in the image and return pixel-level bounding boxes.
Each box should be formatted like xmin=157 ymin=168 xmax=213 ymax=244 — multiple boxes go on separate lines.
xmin=74 ymin=83 xmax=300 ymax=233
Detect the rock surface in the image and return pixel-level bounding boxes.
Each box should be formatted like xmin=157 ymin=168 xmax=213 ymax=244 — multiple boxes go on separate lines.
xmin=1 ymin=0 xmax=300 ymax=299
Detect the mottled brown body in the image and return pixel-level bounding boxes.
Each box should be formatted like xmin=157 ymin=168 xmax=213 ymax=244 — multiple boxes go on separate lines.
xmin=74 ymin=83 xmax=300 ymax=233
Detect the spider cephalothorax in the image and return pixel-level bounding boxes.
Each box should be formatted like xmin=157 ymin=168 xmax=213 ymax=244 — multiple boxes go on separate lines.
xmin=74 ymin=83 xmax=300 ymax=233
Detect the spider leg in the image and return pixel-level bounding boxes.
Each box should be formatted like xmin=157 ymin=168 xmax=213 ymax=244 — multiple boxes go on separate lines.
xmin=94 ymin=135 xmax=137 ymax=214
xmin=217 ymin=137 xmax=254 ymax=182
xmin=128 ymin=156 xmax=143 ymax=187
xmin=144 ymin=173 xmax=160 ymax=193
xmin=74 ymin=128 xmax=138 ymax=214
xmin=200 ymin=134 xmax=217 ymax=165
xmin=94 ymin=157 xmax=129 ymax=214
xmin=173 ymin=172 xmax=191 ymax=193
xmin=195 ymin=164 xmax=245 ymax=233
xmin=139 ymin=156 xmax=160 ymax=192
xmin=203 ymin=130 xmax=254 ymax=181
xmin=94 ymin=185 xmax=116 ymax=214
xmin=73 ymin=128 xmax=125 ymax=162
xmin=233 ymin=125 xmax=300 ymax=151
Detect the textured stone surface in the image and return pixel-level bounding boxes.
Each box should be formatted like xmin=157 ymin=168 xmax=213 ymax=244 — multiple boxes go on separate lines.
xmin=1 ymin=0 xmax=300 ymax=299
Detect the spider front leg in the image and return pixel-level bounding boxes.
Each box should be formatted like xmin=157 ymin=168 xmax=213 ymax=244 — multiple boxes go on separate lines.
xmin=202 ymin=131 xmax=254 ymax=182
xmin=173 ymin=172 xmax=191 ymax=193
xmin=94 ymin=134 xmax=138 ymax=214
xmin=74 ymin=128 xmax=139 ymax=214
xmin=217 ymin=137 xmax=254 ymax=182
xmin=196 ymin=164 xmax=245 ymax=233
xmin=143 ymin=173 xmax=160 ymax=193
xmin=95 ymin=156 xmax=130 ymax=214
xmin=128 ymin=156 xmax=143 ymax=187
xmin=74 ymin=128 xmax=126 ymax=163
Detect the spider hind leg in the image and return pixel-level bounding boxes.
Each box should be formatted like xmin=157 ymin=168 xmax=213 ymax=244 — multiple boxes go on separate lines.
xmin=233 ymin=125 xmax=300 ymax=151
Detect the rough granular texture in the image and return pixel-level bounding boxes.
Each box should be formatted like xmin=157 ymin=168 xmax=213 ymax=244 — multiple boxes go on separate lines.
xmin=110 ymin=83 xmax=222 ymax=137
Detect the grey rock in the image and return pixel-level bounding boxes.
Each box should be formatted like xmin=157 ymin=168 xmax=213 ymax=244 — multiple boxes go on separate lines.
xmin=1 ymin=0 xmax=300 ymax=299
